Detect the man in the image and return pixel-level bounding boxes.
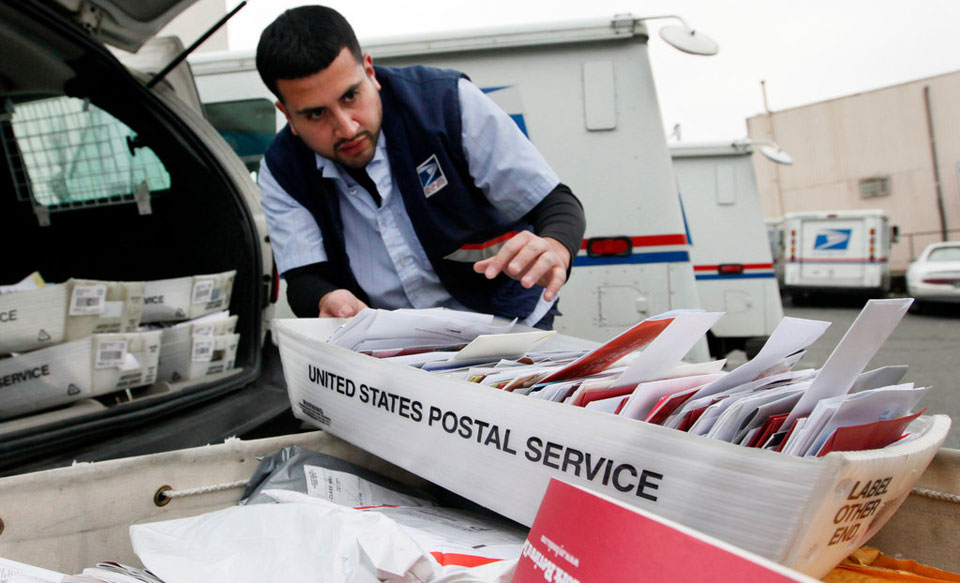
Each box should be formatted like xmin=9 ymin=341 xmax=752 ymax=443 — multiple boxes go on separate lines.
xmin=256 ymin=5 xmax=585 ymax=328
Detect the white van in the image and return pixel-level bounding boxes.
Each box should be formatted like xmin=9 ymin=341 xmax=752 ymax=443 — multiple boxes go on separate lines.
xmin=190 ymin=15 xmax=717 ymax=355
xmin=782 ymin=210 xmax=897 ymax=300
xmin=670 ymin=142 xmax=784 ymax=357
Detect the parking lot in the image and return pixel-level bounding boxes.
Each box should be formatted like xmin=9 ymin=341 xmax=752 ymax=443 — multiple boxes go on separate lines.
xmin=779 ymin=295 xmax=960 ymax=448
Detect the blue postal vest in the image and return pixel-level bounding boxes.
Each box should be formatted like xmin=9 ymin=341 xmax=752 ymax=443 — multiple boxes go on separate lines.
xmin=263 ymin=65 xmax=544 ymax=320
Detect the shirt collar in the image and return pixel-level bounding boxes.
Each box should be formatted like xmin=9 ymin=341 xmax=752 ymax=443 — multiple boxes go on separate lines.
xmin=314 ymin=131 xmax=388 ymax=181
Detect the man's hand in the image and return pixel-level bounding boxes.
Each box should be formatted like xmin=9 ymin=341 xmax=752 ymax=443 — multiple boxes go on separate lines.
xmin=473 ymin=232 xmax=571 ymax=302
xmin=318 ymin=289 xmax=369 ymax=318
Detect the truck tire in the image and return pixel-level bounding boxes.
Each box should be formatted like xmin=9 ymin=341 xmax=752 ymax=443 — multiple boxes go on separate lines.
xmin=744 ymin=337 xmax=767 ymax=360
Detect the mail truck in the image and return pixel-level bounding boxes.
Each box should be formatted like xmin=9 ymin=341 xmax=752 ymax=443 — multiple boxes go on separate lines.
xmin=190 ymin=15 xmax=720 ymax=356
xmin=671 ymin=142 xmax=784 ymax=357
xmin=782 ymin=210 xmax=897 ymax=301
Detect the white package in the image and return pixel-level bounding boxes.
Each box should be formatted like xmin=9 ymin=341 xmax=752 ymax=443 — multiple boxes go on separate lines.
xmin=0 ymin=283 xmax=68 ymax=354
xmin=64 ymin=279 xmax=145 ymax=341
xmin=141 ymin=270 xmax=236 ymax=324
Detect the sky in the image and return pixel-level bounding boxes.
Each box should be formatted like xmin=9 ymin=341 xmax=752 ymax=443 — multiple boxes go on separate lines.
xmin=223 ymin=0 xmax=960 ymax=142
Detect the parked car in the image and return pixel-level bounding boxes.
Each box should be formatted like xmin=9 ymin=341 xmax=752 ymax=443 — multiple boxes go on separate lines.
xmin=906 ymin=242 xmax=960 ymax=309
xmin=0 ymin=0 xmax=294 ymax=476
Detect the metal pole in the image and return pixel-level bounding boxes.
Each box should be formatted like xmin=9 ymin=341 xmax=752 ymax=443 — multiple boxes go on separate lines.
xmin=923 ymin=85 xmax=948 ymax=241
xmin=760 ymin=80 xmax=785 ymax=217
xmin=146 ymin=1 xmax=247 ymax=90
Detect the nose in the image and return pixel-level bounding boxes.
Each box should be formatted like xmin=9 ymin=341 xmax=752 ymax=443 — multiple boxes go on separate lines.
xmin=331 ymin=107 xmax=359 ymax=138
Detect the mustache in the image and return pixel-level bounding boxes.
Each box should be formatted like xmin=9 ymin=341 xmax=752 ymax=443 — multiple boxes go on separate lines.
xmin=335 ymin=131 xmax=373 ymax=151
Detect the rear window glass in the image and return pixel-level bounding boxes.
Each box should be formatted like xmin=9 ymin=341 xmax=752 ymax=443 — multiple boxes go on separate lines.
xmin=927 ymin=246 xmax=960 ymax=262
xmin=202 ymin=98 xmax=276 ymax=175
xmin=4 ymin=96 xmax=170 ymax=210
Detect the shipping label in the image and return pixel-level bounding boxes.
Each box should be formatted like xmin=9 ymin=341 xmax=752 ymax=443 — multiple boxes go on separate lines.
xmin=70 ymin=284 xmax=107 ymax=316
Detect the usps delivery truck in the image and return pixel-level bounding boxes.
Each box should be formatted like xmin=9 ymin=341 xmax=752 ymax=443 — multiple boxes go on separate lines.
xmin=670 ymin=142 xmax=784 ymax=357
xmin=782 ymin=209 xmax=896 ymax=301
xmin=189 ymin=15 xmax=716 ymax=354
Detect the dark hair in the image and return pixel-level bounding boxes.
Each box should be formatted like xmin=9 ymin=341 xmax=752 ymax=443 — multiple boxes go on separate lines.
xmin=256 ymin=5 xmax=363 ymax=101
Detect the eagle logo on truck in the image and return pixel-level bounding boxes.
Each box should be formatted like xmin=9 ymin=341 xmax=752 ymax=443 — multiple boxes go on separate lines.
xmin=417 ymin=154 xmax=448 ymax=198
xmin=814 ymin=229 xmax=852 ymax=251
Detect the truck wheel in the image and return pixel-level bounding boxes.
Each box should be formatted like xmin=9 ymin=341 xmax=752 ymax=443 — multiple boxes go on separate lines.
xmin=790 ymin=290 xmax=808 ymax=306
xmin=744 ymin=337 xmax=767 ymax=360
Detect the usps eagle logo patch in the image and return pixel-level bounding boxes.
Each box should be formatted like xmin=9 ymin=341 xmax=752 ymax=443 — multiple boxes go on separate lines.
xmin=814 ymin=228 xmax=852 ymax=251
xmin=416 ymin=154 xmax=448 ymax=198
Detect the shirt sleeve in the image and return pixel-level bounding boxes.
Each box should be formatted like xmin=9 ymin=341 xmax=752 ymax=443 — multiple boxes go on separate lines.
xmin=523 ymin=183 xmax=586 ymax=272
xmin=258 ymin=156 xmax=328 ymax=274
xmin=458 ymin=78 xmax=561 ymax=222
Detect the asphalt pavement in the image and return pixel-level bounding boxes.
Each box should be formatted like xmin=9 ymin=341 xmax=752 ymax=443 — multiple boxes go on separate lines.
xmin=776 ymin=295 xmax=960 ymax=449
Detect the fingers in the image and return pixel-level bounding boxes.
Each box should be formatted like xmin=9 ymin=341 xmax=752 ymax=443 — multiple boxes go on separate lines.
xmin=318 ymin=289 xmax=368 ymax=318
xmin=474 ymin=231 xmax=541 ymax=279
xmin=473 ymin=233 xmax=571 ymax=300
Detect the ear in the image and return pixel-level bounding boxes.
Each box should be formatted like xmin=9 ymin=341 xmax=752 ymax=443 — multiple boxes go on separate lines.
xmin=276 ymin=100 xmax=298 ymax=136
xmin=363 ymin=54 xmax=381 ymax=91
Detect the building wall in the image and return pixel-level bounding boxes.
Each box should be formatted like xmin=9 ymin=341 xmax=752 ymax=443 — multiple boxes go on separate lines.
xmin=748 ymin=70 xmax=960 ymax=273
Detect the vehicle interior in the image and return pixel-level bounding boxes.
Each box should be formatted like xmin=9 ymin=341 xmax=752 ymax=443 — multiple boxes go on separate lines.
xmin=0 ymin=0 xmax=292 ymax=475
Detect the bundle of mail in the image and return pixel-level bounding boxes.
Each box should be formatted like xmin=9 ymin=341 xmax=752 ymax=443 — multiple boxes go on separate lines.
xmin=0 ymin=270 xmax=237 ymax=421
xmin=326 ymin=298 xmax=926 ymax=457
xmin=0 ymin=557 xmax=166 ymax=583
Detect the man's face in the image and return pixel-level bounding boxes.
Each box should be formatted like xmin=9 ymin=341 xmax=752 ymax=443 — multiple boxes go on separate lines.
xmin=276 ymin=48 xmax=382 ymax=169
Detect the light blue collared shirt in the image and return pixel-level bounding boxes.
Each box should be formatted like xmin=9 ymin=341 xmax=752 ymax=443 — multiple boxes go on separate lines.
xmin=259 ymin=77 xmax=560 ymax=310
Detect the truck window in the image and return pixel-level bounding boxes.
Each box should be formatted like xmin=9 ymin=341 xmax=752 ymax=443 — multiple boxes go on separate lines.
xmin=201 ymin=99 xmax=276 ymax=176
xmin=4 ymin=96 xmax=170 ymax=211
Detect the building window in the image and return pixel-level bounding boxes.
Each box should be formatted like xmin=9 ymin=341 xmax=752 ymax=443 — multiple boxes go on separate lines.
xmin=859 ymin=176 xmax=891 ymax=198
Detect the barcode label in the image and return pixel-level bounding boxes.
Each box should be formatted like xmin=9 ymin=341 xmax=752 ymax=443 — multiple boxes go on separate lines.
xmin=192 ymin=280 xmax=214 ymax=304
xmin=96 ymin=339 xmax=127 ymax=368
xmin=193 ymin=325 xmax=214 ymax=337
xmin=192 ymin=338 xmax=214 ymax=362
xmin=70 ymin=284 xmax=107 ymax=316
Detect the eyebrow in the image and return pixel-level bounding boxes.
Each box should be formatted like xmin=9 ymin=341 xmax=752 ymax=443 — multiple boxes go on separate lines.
xmin=295 ymin=81 xmax=363 ymax=116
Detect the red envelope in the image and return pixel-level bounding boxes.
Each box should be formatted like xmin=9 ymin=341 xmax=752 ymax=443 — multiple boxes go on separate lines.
xmin=816 ymin=409 xmax=925 ymax=457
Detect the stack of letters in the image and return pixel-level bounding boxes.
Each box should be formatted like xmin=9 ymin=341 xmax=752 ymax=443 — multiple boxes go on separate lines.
xmin=326 ymin=299 xmax=926 ymax=458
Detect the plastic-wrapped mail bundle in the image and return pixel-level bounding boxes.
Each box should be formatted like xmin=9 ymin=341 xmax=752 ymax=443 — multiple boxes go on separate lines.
xmin=240 ymin=445 xmax=436 ymax=506
xmin=273 ymin=309 xmax=949 ymax=578
xmin=140 ymin=270 xmax=236 ymax=324
xmin=0 ymin=282 xmax=68 ymax=354
xmin=64 ymin=279 xmax=145 ymax=341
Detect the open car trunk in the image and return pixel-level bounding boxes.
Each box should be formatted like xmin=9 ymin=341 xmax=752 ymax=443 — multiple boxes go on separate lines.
xmin=0 ymin=0 xmax=294 ymax=476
